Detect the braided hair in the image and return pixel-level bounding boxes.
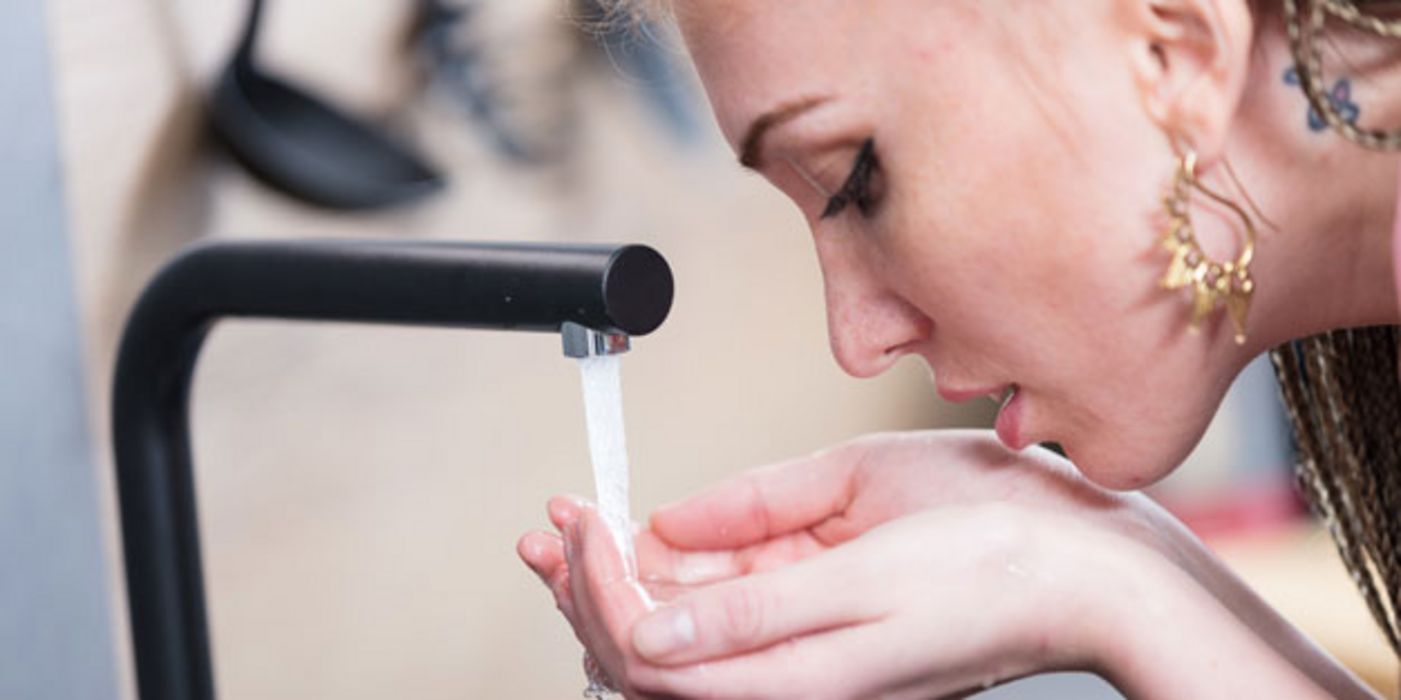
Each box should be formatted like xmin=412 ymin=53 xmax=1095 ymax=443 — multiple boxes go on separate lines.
xmin=1266 ymin=0 xmax=1401 ymax=662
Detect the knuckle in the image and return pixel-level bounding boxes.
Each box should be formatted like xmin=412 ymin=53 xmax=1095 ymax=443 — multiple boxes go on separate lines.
xmin=717 ymin=584 xmax=767 ymax=646
xmin=742 ymin=476 xmax=774 ymax=539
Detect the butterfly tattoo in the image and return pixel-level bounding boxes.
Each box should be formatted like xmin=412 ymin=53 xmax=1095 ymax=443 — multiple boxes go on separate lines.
xmin=1283 ymin=67 xmax=1361 ymax=132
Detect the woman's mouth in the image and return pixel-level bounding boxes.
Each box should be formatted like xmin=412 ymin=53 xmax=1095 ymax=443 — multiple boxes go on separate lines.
xmin=934 ymin=380 xmax=1030 ymax=451
xmin=935 ymin=382 xmax=1008 ymax=404
xmin=994 ymin=385 xmax=1027 ymax=451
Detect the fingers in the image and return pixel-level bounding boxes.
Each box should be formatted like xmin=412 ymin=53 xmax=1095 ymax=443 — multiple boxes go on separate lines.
xmin=564 ymin=508 xmax=656 ymax=690
xmin=571 ymin=508 xmax=655 ymax=622
xmin=650 ymin=445 xmax=860 ymax=551
xmin=518 ymin=530 xmax=564 ymax=583
xmin=629 ymin=543 xmax=877 ymax=667
xmin=636 ymin=622 xmax=895 ymax=700
xmin=517 ymin=530 xmax=576 ymax=620
xmin=644 ymin=528 xmax=831 ymax=594
xmin=548 ymin=494 xmax=584 ymax=531
xmin=553 ymin=505 xmax=890 ymax=699
xmin=544 ymin=494 xmax=731 ymax=588
xmin=635 ymin=531 xmax=747 ymax=588
xmin=644 ymin=621 xmax=1002 ymax=700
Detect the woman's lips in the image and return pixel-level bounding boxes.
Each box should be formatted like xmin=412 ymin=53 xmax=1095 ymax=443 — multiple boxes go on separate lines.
xmin=935 ymin=381 xmax=1029 ymax=450
xmin=994 ymin=386 xmax=1027 ymax=451
xmin=935 ymin=382 xmax=1008 ymax=404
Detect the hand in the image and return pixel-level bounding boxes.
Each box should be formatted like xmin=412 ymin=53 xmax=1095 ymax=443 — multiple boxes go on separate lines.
xmin=519 ymin=430 xmax=1365 ymax=698
xmin=519 ymin=431 xmax=1107 ymax=644
xmin=538 ymin=498 xmax=1143 ymax=698
xmin=639 ymin=430 xmax=1157 ymax=563
xmin=518 ymin=498 xmax=730 ymax=698
xmin=521 ymin=430 xmax=1149 ymax=696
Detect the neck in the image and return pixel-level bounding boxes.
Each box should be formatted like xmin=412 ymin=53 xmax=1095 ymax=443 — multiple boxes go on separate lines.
xmin=1223 ymin=24 xmax=1400 ymax=372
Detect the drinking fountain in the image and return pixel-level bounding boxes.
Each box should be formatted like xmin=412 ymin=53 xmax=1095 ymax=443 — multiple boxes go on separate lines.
xmin=111 ymin=239 xmax=673 ymax=700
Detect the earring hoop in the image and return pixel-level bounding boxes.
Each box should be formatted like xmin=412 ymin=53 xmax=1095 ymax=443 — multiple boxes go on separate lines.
xmin=1160 ymin=150 xmax=1257 ymax=345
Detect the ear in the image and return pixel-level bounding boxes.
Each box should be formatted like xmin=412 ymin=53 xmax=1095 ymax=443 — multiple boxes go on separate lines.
xmin=1125 ymin=0 xmax=1254 ymax=167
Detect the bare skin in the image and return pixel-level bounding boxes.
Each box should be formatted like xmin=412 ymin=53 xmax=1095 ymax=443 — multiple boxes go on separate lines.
xmin=520 ymin=0 xmax=1399 ymax=697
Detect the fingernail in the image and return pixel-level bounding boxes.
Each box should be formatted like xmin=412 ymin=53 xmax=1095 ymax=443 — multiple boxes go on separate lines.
xmin=632 ymin=606 xmax=695 ymax=660
xmin=549 ymin=497 xmax=582 ymax=528
xmin=522 ymin=538 xmax=544 ymax=563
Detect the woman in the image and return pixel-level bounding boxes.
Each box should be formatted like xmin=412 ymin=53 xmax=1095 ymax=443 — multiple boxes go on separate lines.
xmin=519 ymin=0 xmax=1401 ymax=697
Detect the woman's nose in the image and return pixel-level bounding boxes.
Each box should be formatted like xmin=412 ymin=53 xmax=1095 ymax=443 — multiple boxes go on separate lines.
xmin=822 ymin=269 xmax=932 ymax=378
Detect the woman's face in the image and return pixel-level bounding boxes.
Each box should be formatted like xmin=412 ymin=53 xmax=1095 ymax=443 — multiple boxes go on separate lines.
xmin=677 ymin=0 xmax=1242 ymax=489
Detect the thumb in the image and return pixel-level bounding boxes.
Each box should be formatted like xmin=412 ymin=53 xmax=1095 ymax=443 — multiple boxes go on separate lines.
xmin=629 ymin=543 xmax=876 ymax=666
xmin=650 ymin=445 xmax=859 ymax=551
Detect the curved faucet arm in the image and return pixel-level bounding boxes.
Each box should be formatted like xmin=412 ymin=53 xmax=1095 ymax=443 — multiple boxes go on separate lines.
xmin=111 ymin=239 xmax=672 ymax=700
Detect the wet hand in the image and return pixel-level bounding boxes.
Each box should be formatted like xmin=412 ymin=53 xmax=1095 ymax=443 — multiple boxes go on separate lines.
xmin=520 ymin=430 xmax=1354 ymax=698
xmin=516 ymin=429 xmax=1147 ymax=697
xmin=644 ymin=430 xmax=1168 ymax=570
xmin=545 ymin=499 xmax=1143 ymax=698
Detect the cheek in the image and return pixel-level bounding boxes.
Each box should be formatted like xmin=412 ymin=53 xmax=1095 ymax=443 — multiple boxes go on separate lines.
xmin=1023 ymin=194 xmax=1217 ymax=487
xmin=888 ymin=100 xmax=1217 ymax=485
xmin=888 ymin=139 xmax=1137 ymax=369
xmin=965 ymin=91 xmax=1172 ymax=376
xmin=871 ymin=10 xmax=1226 ymax=485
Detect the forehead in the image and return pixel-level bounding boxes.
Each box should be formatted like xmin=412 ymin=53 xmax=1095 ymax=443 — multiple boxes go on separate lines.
xmin=675 ymin=0 xmax=870 ymax=148
xmin=675 ymin=1 xmax=993 ymax=151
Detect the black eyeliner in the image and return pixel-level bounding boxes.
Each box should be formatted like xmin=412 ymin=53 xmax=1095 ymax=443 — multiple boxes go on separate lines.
xmin=821 ymin=138 xmax=879 ymax=220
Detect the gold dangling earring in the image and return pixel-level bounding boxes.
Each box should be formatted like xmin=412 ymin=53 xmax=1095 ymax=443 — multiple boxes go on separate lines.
xmin=1160 ymin=150 xmax=1258 ymax=345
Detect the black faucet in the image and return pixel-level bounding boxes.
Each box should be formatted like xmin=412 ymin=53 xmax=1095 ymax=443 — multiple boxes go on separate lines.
xmin=111 ymin=239 xmax=673 ymax=700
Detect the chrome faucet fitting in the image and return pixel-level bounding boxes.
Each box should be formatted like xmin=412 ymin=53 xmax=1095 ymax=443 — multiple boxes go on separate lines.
xmin=562 ymin=321 xmax=630 ymax=358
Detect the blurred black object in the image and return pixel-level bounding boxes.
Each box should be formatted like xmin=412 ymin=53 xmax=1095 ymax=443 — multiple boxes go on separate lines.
xmin=210 ymin=0 xmax=444 ymax=210
xmin=413 ymin=0 xmax=580 ymax=165
xmin=411 ymin=0 xmax=702 ymax=167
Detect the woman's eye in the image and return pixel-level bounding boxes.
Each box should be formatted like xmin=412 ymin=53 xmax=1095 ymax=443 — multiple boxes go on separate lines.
xmin=821 ymin=138 xmax=884 ymax=220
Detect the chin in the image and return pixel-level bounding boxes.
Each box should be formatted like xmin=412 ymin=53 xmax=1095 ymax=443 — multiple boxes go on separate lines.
xmin=1056 ymin=416 xmax=1209 ymax=492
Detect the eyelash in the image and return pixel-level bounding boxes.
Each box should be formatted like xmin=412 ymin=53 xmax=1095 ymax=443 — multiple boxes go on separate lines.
xmin=820 ymin=138 xmax=882 ymax=220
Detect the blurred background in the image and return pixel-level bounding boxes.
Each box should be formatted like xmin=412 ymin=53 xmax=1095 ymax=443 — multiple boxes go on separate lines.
xmin=2 ymin=0 xmax=1394 ymax=697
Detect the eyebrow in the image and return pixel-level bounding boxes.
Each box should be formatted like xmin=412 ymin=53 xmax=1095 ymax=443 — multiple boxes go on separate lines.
xmin=738 ymin=96 xmax=830 ymax=170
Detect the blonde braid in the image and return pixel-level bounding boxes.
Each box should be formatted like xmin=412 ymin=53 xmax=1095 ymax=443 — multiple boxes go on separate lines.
xmin=1284 ymin=0 xmax=1401 ymax=148
xmin=1272 ymin=334 xmax=1401 ymax=656
xmin=1271 ymin=1 xmax=1401 ymax=669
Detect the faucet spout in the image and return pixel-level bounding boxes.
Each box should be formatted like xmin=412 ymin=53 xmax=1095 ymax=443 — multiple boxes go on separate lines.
xmin=562 ymin=321 xmax=630 ymax=358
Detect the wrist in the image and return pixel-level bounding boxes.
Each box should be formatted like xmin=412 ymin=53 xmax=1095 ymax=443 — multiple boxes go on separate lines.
xmin=1000 ymin=519 xmax=1166 ymax=678
xmin=1087 ymin=538 xmax=1330 ymax=699
xmin=1085 ymin=538 xmax=1194 ymax=694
